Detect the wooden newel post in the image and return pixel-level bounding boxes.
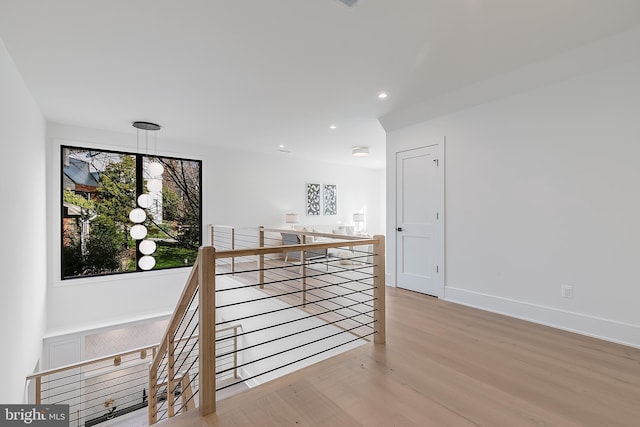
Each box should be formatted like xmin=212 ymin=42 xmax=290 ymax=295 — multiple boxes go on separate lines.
xmin=301 ymin=235 xmax=307 ymax=307
xmin=258 ymin=226 xmax=265 ymax=288
xmin=35 ymin=377 xmax=41 ymax=405
xmin=148 ymin=366 xmax=157 ymax=425
xmin=199 ymin=246 xmax=217 ymax=416
xmin=373 ymin=235 xmax=386 ymax=344
xmin=231 ymin=228 xmax=236 ymax=274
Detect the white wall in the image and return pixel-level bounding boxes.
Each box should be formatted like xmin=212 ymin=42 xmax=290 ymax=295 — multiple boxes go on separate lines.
xmin=45 ymin=123 xmax=384 ymax=339
xmin=46 ymin=123 xmax=192 ymax=337
xmin=205 ymin=145 xmax=384 ymax=233
xmin=385 ymin=33 xmax=640 ymax=347
xmin=0 ymin=38 xmax=47 ymax=403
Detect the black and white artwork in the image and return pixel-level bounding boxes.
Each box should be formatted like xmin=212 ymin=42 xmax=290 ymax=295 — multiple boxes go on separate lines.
xmin=306 ymin=183 xmax=321 ymax=215
xmin=324 ymin=184 xmax=337 ymax=215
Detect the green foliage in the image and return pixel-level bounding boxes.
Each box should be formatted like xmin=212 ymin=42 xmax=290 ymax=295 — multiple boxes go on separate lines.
xmin=155 ymin=158 xmax=201 ymax=249
xmin=95 ymin=155 xmax=136 ymax=226
xmin=161 ymin=186 xmax=180 ymax=222
xmin=154 ymin=242 xmax=198 ymax=268
xmin=84 ymin=216 xmax=127 ymax=273
xmin=62 ymin=227 xmax=84 ymax=277
xmin=63 ymin=189 xmax=95 ymax=212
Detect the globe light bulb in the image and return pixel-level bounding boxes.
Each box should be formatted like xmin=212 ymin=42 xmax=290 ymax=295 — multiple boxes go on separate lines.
xmin=137 ymin=194 xmax=152 ymax=208
xmin=130 ymin=224 xmax=147 ymax=240
xmin=139 ymin=255 xmax=156 ymax=270
xmin=147 ymin=161 xmax=164 ymax=177
xmin=129 ymin=208 xmax=146 ymax=223
xmin=139 ymin=239 xmax=157 ymax=255
xmin=147 ymin=179 xmax=162 ymax=192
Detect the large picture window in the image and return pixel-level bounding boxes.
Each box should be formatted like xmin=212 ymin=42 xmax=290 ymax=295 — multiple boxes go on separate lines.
xmin=61 ymin=146 xmax=202 ymax=279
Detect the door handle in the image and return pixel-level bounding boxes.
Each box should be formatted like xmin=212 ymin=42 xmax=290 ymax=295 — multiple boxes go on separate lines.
xmin=397 ymin=227 xmax=403 ymax=232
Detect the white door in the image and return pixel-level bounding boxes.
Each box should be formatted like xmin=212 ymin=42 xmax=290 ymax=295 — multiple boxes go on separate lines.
xmin=396 ymin=144 xmax=444 ymax=297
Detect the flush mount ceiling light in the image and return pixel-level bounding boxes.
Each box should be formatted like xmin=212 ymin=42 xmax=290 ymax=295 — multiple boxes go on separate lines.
xmin=378 ymin=92 xmax=388 ymax=99
xmin=329 ymin=125 xmax=337 ymax=129
xmin=352 ymin=146 xmax=369 ymax=157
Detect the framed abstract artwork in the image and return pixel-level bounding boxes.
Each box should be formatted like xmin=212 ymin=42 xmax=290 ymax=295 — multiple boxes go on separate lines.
xmin=323 ymin=184 xmax=337 ymax=215
xmin=306 ymin=183 xmax=321 ymax=215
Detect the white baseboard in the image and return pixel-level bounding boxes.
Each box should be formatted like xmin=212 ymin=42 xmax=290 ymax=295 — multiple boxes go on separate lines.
xmin=444 ymin=287 xmax=640 ymax=349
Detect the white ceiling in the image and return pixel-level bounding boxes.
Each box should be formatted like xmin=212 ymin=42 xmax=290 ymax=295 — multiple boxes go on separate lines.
xmin=2 ymin=0 xmax=640 ymax=169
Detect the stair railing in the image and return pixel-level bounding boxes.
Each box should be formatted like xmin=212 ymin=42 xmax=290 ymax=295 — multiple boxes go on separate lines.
xmin=148 ymin=227 xmax=385 ymax=424
xmin=26 ymin=344 xmax=158 ymax=427
xmin=148 ymin=246 xmax=216 ymax=424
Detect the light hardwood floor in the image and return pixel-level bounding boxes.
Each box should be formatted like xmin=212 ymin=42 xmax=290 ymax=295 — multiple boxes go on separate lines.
xmin=161 ymin=286 xmax=640 ymax=426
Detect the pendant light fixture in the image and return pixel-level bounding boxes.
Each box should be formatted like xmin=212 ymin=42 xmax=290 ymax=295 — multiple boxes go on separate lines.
xmin=130 ymin=121 xmax=162 ymax=271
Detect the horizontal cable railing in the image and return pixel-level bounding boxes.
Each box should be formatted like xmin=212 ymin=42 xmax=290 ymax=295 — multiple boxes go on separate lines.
xmin=28 ymin=226 xmax=380 ymax=426
xmin=146 ymin=226 xmax=385 ymax=424
xmin=210 ymin=225 xmax=385 ymax=395
xmin=27 ymin=345 xmax=157 ymax=427
xmin=148 ymin=253 xmax=209 ymax=425
xmin=26 ymin=325 xmax=241 ymax=427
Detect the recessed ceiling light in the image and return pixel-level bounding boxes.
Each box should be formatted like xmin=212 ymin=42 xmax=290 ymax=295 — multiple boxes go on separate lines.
xmin=279 ymin=144 xmax=285 ymax=148
xmin=329 ymin=125 xmax=337 ymax=129
xmin=378 ymin=92 xmax=388 ymax=99
xmin=352 ymin=146 xmax=369 ymax=157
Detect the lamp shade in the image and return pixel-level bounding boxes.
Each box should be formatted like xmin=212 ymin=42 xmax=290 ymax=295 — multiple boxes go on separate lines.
xmin=285 ymin=213 xmax=299 ymax=224
xmin=353 ymin=213 xmax=365 ymax=222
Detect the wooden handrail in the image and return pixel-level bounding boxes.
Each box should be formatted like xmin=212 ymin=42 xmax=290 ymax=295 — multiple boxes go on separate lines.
xmin=26 ymin=343 xmax=159 ymax=380
xmin=213 ymin=238 xmax=378 ymax=259
xmin=209 ymin=225 xmax=374 ymax=247
xmin=261 ymin=227 xmax=371 ymax=241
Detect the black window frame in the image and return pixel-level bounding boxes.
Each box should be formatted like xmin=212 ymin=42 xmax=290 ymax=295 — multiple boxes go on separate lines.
xmin=60 ymin=145 xmax=203 ymax=280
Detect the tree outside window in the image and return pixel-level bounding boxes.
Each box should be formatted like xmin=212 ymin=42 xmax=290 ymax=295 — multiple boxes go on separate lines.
xmin=61 ymin=146 xmax=202 ymax=279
